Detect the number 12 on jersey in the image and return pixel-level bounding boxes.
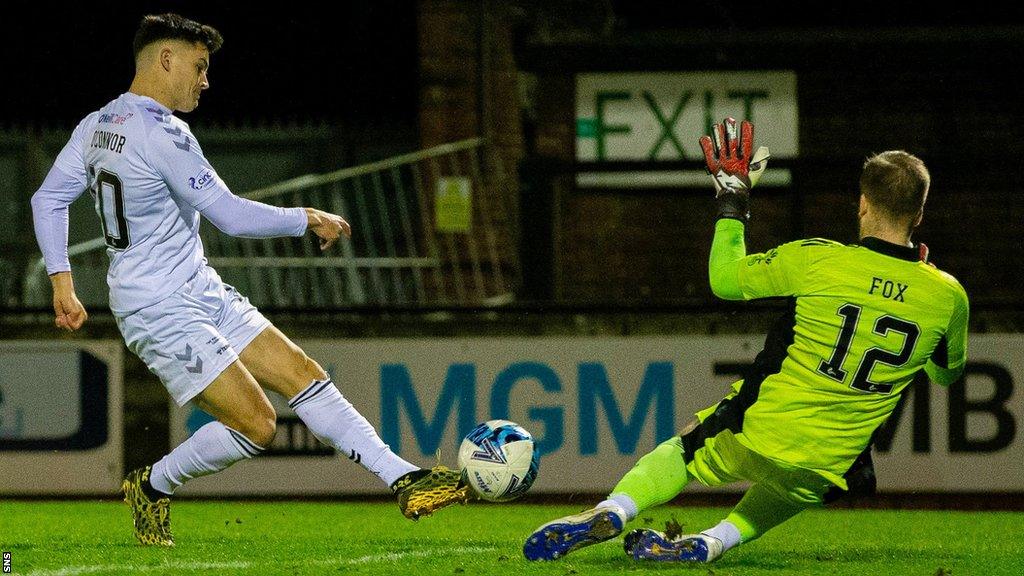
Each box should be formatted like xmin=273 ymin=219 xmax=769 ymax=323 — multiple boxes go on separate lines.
xmin=817 ymin=303 xmax=920 ymax=394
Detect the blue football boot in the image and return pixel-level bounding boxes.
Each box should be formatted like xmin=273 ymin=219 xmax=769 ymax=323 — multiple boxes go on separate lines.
xmin=623 ymin=528 xmax=723 ymax=562
xmin=523 ymin=505 xmax=626 ymax=561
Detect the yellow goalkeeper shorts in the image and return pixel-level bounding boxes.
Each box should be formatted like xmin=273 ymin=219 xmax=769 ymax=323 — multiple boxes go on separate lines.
xmin=683 ymin=427 xmax=836 ymax=507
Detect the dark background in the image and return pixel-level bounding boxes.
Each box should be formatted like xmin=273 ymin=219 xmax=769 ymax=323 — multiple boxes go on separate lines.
xmin=3 ymin=0 xmax=1023 ymax=310
xmin=8 ymin=1 xmax=1024 ymax=128
xmin=4 ymin=1 xmax=418 ymax=129
xmin=3 ymin=0 xmax=1023 ymax=493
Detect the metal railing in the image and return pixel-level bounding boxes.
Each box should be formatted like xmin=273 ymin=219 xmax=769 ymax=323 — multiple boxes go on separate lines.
xmin=24 ymin=138 xmax=519 ymax=309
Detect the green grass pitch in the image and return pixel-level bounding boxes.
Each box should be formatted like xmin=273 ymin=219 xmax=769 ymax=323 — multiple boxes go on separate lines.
xmin=1 ymin=500 xmax=1021 ymax=575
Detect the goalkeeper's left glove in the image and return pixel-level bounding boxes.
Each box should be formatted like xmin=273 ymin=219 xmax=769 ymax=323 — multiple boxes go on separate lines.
xmin=698 ymin=117 xmax=769 ymax=223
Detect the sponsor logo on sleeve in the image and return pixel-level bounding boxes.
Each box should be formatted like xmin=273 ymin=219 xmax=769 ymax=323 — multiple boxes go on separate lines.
xmin=747 ymin=248 xmax=779 ymax=266
xmin=188 ymin=169 xmax=217 ymax=191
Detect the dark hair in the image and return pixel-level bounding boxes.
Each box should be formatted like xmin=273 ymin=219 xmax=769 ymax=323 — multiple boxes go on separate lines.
xmin=859 ymin=150 xmax=930 ymax=223
xmin=133 ymin=13 xmax=223 ymax=59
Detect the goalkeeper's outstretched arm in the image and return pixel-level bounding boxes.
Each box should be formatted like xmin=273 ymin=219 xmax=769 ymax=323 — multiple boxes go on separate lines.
xmin=701 ymin=117 xmax=785 ymax=301
xmin=708 ymin=219 xmax=748 ymax=300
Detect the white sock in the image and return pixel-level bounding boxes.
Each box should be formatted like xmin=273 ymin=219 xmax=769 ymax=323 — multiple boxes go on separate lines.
xmin=702 ymin=520 xmax=741 ymax=551
xmin=289 ymin=379 xmax=418 ymax=486
xmin=601 ymin=494 xmax=638 ymax=521
xmin=150 ymin=421 xmax=263 ymax=495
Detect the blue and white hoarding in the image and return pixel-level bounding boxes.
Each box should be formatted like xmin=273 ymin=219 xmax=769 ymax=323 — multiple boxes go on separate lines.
xmin=170 ymin=335 xmax=1023 ymax=495
xmin=0 ymin=341 xmax=123 ymax=494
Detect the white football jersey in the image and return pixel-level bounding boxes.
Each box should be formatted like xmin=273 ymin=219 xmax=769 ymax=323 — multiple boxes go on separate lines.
xmin=51 ymin=92 xmax=230 ymax=314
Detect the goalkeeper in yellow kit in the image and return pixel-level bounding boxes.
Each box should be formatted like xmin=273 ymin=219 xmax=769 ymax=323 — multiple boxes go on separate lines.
xmin=523 ymin=118 xmax=969 ymax=563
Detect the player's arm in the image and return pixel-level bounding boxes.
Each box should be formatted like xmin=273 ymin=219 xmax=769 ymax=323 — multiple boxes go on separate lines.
xmin=30 ymin=116 xmax=94 ymax=331
xmin=709 ymin=223 xmax=807 ymax=300
xmin=148 ymin=124 xmax=349 ymax=249
xmin=925 ymin=286 xmax=969 ymax=386
xmin=199 ymin=194 xmax=351 ymax=250
xmin=701 ymin=118 xmax=803 ymax=300
xmin=708 ymin=219 xmax=747 ymax=299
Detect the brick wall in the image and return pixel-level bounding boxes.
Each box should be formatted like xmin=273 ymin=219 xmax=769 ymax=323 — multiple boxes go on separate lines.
xmin=417 ymin=0 xmax=523 ymax=299
xmin=519 ymin=33 xmax=1024 ymax=306
xmin=417 ymin=0 xmax=522 ymax=183
xmin=415 ymin=12 xmax=1021 ymax=306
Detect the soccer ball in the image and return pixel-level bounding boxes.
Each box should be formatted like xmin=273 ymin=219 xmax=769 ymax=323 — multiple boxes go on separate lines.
xmin=457 ymin=419 xmax=539 ymax=502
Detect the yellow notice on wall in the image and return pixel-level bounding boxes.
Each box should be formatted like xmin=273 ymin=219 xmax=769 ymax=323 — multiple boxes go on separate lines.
xmin=436 ymin=177 xmax=472 ymax=233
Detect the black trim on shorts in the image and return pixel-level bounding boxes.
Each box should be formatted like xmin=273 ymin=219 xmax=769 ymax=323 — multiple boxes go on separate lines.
xmin=681 ymin=299 xmax=797 ymax=463
xmin=824 ymin=372 xmax=931 ymax=503
xmin=822 ymin=412 xmax=890 ymax=505
xmin=822 ymin=444 xmax=878 ymax=504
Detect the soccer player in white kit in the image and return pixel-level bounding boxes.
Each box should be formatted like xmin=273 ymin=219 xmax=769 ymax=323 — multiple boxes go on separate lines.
xmin=30 ymin=13 xmax=469 ymax=547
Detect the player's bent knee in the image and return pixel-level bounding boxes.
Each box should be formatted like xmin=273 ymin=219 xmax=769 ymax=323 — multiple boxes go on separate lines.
xmin=236 ymin=400 xmax=277 ymax=448
xmin=244 ymin=414 xmax=277 ymax=449
xmin=299 ymin=352 xmax=328 ymax=381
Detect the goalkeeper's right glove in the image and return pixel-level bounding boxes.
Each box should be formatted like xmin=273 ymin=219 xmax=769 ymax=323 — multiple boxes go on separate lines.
xmin=698 ymin=117 xmax=769 ymax=223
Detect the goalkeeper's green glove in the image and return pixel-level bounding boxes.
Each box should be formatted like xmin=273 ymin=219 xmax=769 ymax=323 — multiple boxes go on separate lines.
xmin=698 ymin=117 xmax=769 ymax=223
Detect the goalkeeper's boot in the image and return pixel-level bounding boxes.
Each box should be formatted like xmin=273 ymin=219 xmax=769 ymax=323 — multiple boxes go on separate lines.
xmin=522 ymin=504 xmax=626 ymax=561
xmin=121 ymin=466 xmax=174 ymax=547
xmin=623 ymin=529 xmax=723 ymax=563
xmin=391 ymin=465 xmax=472 ymax=520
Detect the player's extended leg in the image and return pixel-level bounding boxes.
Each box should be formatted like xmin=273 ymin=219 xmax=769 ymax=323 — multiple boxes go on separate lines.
xmin=123 ymin=361 xmax=274 ymax=546
xmin=625 ymin=483 xmax=805 ymax=562
xmin=237 ymin=326 xmax=470 ymax=519
xmin=523 ymin=435 xmax=690 ymax=561
xmin=725 ymin=483 xmax=806 ymax=544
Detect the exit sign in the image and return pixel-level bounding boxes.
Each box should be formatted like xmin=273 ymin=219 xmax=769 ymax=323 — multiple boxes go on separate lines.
xmin=576 ymin=71 xmax=798 ymax=163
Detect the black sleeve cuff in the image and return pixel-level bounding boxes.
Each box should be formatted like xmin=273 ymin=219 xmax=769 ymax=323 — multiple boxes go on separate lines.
xmin=716 ymin=190 xmax=750 ymax=224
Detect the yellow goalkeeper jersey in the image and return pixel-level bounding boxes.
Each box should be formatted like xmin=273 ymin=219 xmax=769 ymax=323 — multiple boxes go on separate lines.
xmin=705 ymin=219 xmax=969 ymax=488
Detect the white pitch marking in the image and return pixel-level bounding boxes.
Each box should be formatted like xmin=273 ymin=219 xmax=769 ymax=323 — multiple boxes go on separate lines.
xmin=24 ymin=546 xmax=498 ymax=576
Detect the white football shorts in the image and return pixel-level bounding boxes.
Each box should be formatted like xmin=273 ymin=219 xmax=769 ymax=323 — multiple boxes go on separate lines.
xmin=115 ymin=265 xmax=271 ymax=406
